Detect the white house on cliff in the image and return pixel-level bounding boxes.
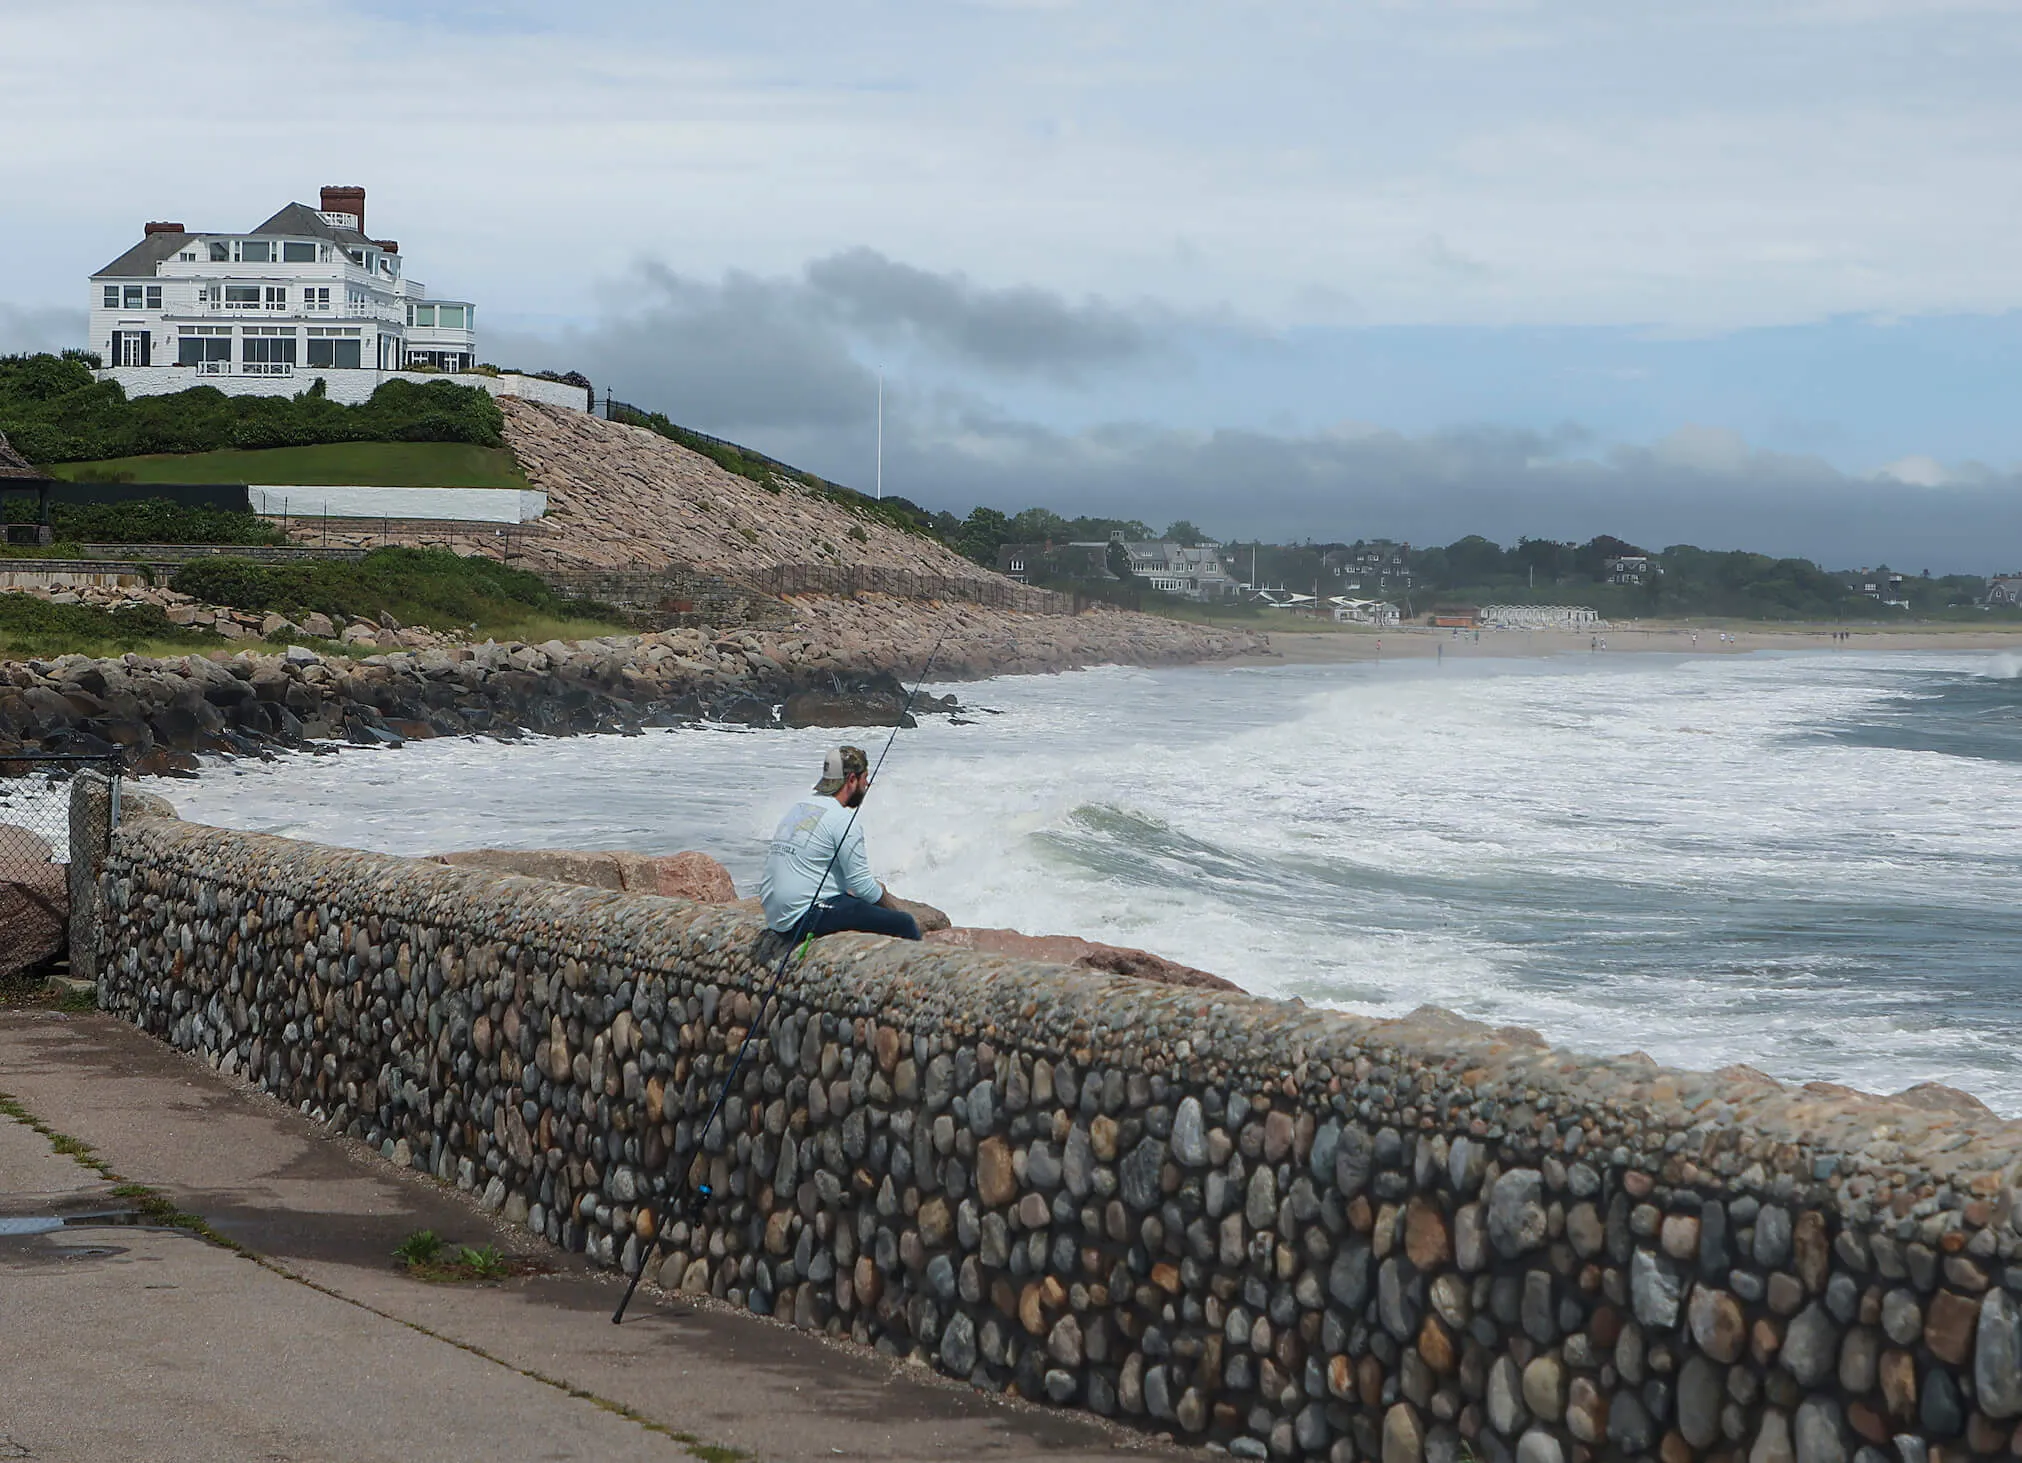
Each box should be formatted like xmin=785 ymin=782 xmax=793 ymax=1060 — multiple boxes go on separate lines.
xmin=87 ymin=186 xmax=584 ymax=411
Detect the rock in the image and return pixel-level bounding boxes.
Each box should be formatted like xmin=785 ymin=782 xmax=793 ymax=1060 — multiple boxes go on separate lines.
xmin=0 ymin=858 xmax=67 ymax=979
xmin=1486 ymin=1357 xmax=1528 ymax=1437
xmin=976 ymin=1136 xmax=1016 ymax=1207
xmin=940 ymin=1311 xmax=978 ymax=1374
xmin=1689 ymin=1286 xmax=1747 ymax=1363
xmin=1880 ymin=1289 xmax=1921 ymax=1347
xmin=646 ymin=852 xmax=739 ymax=903
xmin=886 ymin=895 xmax=949 ymax=933
xmin=1383 ymin=1403 xmax=1424 ymax=1463
xmin=1794 ymin=1397 xmax=1847 ymax=1463
xmin=1521 ymin=1356 xmax=1563 ymax=1423
xmin=1877 ymin=1348 xmax=1917 ymax=1419
xmin=1405 ymin=1198 xmax=1450 ymax=1269
xmin=1782 ymin=1302 xmax=1839 ymax=1387
xmin=781 ymin=689 xmax=914 ymax=728
xmin=0 ymin=824 xmax=54 ymax=862
xmin=1838 ymin=1325 xmax=1879 ymax=1393
xmin=1608 ymin=1391 xmax=1655 ymax=1454
xmin=1753 ymin=1206 xmax=1792 ymax=1267
xmin=1487 ymin=1169 xmax=1547 ymax=1257
xmin=1114 ymin=1136 xmax=1169 ymax=1213
xmin=1660 ymin=1213 xmax=1700 ymax=1261
xmin=1171 ymin=1096 xmax=1208 ymax=1166
xmin=1565 ymin=1377 xmax=1606 ymax=1444
xmin=1516 ymin=1429 xmax=1564 ymax=1463
xmin=1329 ymin=1240 xmax=1372 ymax=1309
xmin=1922 ymin=1290 xmax=1979 ymax=1365
xmin=922 ymin=926 xmax=1241 ymax=991
xmin=1919 ymin=1366 xmax=1965 ymax=1439
xmin=1677 ymin=1355 xmax=1722 ymax=1448
xmin=1631 ymin=1248 xmax=1682 ymax=1328
xmin=1751 ymin=1409 xmax=1795 ymax=1463
xmin=1977 ymin=1287 xmax=2022 ymax=1418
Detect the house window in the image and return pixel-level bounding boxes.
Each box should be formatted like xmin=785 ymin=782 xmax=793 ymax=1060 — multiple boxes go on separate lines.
xmin=146 ymin=286 xmax=161 ymax=310
xmin=266 ymin=286 xmax=287 ymax=309
xmin=241 ymin=331 xmax=297 ymax=373
xmin=411 ymin=304 xmax=435 ymax=326
xmin=123 ymin=285 xmax=145 ymax=309
xmin=303 ymin=287 xmax=330 ymax=311
xmin=239 ymin=240 xmax=271 ymax=263
xmin=224 ymin=285 xmax=261 ymax=309
xmin=177 ymin=332 xmax=230 ymax=366
xmin=209 ymin=241 xmax=230 ymax=262
xmin=306 ymin=337 xmax=362 ymax=368
xmin=282 ymin=241 xmax=317 ymax=263
xmin=436 ymin=305 xmax=464 ymax=329
xmin=102 ymin=286 xmax=118 ymax=308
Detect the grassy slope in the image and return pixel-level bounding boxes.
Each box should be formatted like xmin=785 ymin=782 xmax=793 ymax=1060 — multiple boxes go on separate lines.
xmin=43 ymin=441 xmax=528 ymax=489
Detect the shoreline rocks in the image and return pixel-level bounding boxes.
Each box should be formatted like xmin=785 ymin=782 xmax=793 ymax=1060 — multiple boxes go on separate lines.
xmin=0 ymin=597 xmax=1263 ymax=777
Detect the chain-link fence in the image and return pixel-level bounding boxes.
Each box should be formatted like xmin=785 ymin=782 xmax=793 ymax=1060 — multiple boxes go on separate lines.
xmin=0 ymin=756 xmax=122 ymax=982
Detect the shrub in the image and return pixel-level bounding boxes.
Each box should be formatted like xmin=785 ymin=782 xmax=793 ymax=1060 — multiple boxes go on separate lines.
xmin=0 ymin=354 xmax=505 ymax=464
xmin=170 ymin=545 xmax=599 ymax=629
xmin=0 ymin=496 xmax=287 ymax=546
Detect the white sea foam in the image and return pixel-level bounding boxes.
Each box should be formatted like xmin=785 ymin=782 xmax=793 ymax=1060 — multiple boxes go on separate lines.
xmin=173 ymin=651 xmax=2022 ymax=1114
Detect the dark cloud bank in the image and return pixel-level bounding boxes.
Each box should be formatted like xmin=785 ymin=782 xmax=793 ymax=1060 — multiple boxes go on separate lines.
xmin=488 ymin=252 xmax=2022 ymax=574
xmin=9 ymin=251 xmax=2015 ymax=574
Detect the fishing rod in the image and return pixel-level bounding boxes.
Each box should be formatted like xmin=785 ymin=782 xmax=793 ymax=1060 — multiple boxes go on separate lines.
xmin=613 ymin=637 xmax=948 ymax=1325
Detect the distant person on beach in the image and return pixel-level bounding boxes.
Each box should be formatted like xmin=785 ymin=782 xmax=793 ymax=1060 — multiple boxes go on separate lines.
xmin=759 ymin=746 xmax=921 ymax=941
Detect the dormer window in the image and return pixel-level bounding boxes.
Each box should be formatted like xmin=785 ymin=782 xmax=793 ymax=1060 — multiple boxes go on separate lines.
xmin=282 ymin=241 xmax=316 ymax=263
xmin=240 ymin=240 xmax=272 ymax=263
xmin=209 ymin=241 xmax=230 ymax=262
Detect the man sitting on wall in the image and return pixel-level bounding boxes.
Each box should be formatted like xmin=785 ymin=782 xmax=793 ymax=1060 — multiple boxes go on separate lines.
xmin=758 ymin=746 xmax=921 ymax=942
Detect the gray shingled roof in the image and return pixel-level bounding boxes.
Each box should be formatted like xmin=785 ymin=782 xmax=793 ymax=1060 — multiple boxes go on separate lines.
xmin=93 ymin=230 xmax=191 ymax=279
xmin=0 ymin=431 xmax=48 ymax=483
xmin=249 ymin=202 xmax=371 ymax=248
xmin=93 ymin=199 xmax=376 ymax=280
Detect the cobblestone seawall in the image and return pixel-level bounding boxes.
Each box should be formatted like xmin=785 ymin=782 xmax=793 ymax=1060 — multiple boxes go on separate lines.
xmin=92 ymin=813 xmax=2022 ymax=1463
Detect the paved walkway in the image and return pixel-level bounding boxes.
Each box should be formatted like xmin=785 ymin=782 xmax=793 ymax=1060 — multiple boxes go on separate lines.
xmin=0 ymin=1011 xmax=1193 ymax=1463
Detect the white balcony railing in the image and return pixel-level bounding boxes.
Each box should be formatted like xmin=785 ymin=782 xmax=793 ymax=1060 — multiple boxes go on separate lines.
xmin=241 ymin=362 xmax=295 ymax=376
xmin=196 ymin=360 xmax=230 ymax=375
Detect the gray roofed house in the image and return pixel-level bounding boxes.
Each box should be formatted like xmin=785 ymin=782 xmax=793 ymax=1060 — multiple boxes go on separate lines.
xmin=93 ymin=230 xmax=194 ymax=280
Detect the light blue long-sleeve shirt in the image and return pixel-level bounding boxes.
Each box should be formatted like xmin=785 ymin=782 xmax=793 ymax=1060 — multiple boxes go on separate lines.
xmin=757 ymin=795 xmax=884 ymax=933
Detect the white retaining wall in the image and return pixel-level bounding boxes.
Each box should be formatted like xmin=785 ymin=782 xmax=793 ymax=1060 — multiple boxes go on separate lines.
xmin=94 ymin=367 xmax=589 ymax=412
xmin=248 ymin=486 xmax=547 ymax=523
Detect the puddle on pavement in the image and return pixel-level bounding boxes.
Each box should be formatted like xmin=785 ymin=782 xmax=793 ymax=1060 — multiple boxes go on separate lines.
xmin=0 ymin=1209 xmax=150 ymax=1237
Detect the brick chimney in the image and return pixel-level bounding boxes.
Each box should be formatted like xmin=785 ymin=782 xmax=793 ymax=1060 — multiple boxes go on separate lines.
xmin=374 ymin=239 xmax=399 ymax=255
xmin=143 ymin=221 xmax=185 ymax=236
xmin=320 ymin=185 xmax=365 ymax=232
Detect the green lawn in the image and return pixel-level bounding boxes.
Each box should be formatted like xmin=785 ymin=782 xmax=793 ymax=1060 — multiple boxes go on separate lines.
xmin=43 ymin=441 xmax=528 ymax=489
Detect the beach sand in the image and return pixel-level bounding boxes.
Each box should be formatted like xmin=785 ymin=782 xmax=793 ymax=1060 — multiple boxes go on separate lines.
xmin=1249 ymin=621 xmax=2022 ymax=665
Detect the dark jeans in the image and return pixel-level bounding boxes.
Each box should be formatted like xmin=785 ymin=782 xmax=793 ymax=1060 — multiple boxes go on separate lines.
xmin=804 ymin=893 xmax=921 ymax=941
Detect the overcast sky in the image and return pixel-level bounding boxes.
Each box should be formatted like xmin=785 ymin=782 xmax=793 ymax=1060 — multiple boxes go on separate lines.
xmin=5 ymin=1 xmax=2022 ymax=569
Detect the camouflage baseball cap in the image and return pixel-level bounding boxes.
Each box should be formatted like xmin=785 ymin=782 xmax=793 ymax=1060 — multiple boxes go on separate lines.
xmin=814 ymin=745 xmax=868 ymax=794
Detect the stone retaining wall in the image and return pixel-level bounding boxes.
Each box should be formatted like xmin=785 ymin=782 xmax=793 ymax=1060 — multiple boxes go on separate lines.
xmin=89 ymin=811 xmax=2022 ymax=1463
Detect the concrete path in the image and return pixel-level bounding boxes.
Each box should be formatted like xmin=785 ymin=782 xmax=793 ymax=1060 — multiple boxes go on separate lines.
xmin=0 ymin=1011 xmax=1193 ymax=1463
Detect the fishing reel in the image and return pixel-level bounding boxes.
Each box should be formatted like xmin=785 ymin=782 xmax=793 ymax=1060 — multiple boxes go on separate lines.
xmin=684 ymin=1182 xmax=714 ymax=1222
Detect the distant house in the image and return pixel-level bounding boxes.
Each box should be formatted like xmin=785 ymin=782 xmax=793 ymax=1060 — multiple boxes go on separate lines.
xmin=1430 ymin=607 xmax=1480 ymax=627
xmin=1119 ymin=538 xmax=1238 ymax=600
xmin=1984 ymin=575 xmax=2022 ymax=606
xmin=997 ymin=541 xmax=1115 ymax=584
xmin=1329 ymin=597 xmax=1400 ymax=627
xmin=82 ymin=186 xmax=585 ymax=411
xmin=0 ymin=431 xmax=53 ymax=546
xmin=1325 ymin=539 xmax=1413 ymax=593
xmin=1604 ymin=555 xmax=1654 ymax=585
xmin=1849 ymin=568 xmax=1909 ymax=609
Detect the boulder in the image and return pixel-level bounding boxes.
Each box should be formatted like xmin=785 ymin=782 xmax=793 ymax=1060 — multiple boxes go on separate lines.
xmin=0 ymin=823 xmax=55 ymax=862
xmin=924 ymin=926 xmax=1241 ymax=991
xmin=430 ymin=847 xmax=739 ymax=904
xmin=887 ymin=895 xmax=951 ymax=933
xmin=638 ymin=851 xmax=738 ymax=903
xmin=780 ymin=690 xmax=914 ymax=729
xmin=0 ymin=858 xmax=67 ymax=979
